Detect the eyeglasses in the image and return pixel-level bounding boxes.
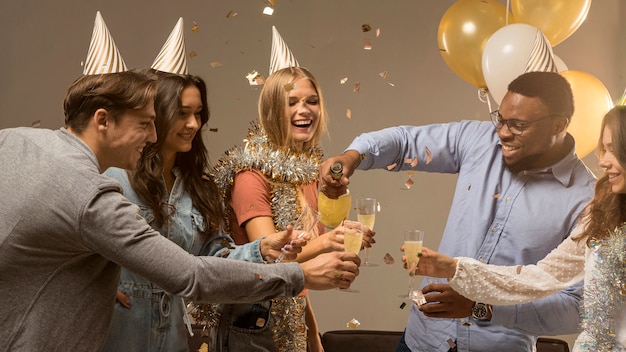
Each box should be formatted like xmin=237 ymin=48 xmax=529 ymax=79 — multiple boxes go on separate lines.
xmin=489 ymin=110 xmax=555 ymax=136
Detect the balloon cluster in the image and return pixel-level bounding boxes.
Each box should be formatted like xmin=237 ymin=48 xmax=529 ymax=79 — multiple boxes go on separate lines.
xmin=438 ymin=0 xmax=613 ymax=158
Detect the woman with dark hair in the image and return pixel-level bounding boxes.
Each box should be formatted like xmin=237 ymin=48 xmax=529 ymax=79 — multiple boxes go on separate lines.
xmin=414 ymin=106 xmax=626 ymax=351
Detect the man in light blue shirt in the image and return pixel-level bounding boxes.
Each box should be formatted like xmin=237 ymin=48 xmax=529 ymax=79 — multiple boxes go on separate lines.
xmin=321 ymin=71 xmax=595 ymax=351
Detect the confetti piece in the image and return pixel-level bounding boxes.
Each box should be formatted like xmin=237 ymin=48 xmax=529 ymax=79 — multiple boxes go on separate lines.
xmin=353 ymin=82 xmax=361 ymax=93
xmin=383 ymin=253 xmax=395 ymax=265
xmin=254 ymin=273 xmax=263 ymax=280
xmin=411 ymin=290 xmax=427 ymax=307
xmin=263 ymin=7 xmax=274 ymax=15
xmin=399 ymin=302 xmax=407 ymax=309
xmin=379 ymin=71 xmax=389 ymax=79
xmin=387 ymin=82 xmax=395 ymax=87
xmin=189 ymin=51 xmax=197 ymax=58
xmin=376 ymin=28 xmax=381 ymax=37
xmin=283 ymin=83 xmax=294 ymax=92
xmin=492 ymin=194 xmax=501 ymax=199
xmin=346 ymin=318 xmax=360 ymax=329
xmin=447 ymin=338 xmax=456 ymax=348
xmin=210 ymin=61 xmax=223 ymax=68
xmin=246 ymin=70 xmax=265 ymax=85
xmin=386 ymin=163 xmax=397 ymax=170
xmin=198 ymin=342 xmax=209 ymax=352
xmin=425 ymin=146 xmax=432 ymax=164
xmin=31 ymin=120 xmax=41 ymax=127
xmin=192 ymin=22 xmax=199 ymax=32
xmin=340 ymin=77 xmax=348 ymax=84
xmin=209 ymin=128 xmax=218 ymax=132
xmin=361 ymin=23 xmax=372 ymax=32
xmin=226 ymin=10 xmax=238 ymax=18
xmin=404 ymin=178 xmax=414 ymax=189
xmin=346 ymin=109 xmax=352 ymax=119
xmin=363 ymin=38 xmax=372 ymax=50
xmin=267 ymin=0 xmax=276 ymax=5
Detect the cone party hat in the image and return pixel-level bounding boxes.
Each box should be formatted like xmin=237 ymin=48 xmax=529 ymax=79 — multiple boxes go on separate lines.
xmin=152 ymin=17 xmax=188 ymax=74
xmin=268 ymin=26 xmax=299 ymax=75
xmin=83 ymin=11 xmax=128 ymax=75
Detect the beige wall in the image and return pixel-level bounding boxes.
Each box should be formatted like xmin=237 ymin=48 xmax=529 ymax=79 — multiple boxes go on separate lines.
xmin=1 ymin=0 xmax=624 ymax=348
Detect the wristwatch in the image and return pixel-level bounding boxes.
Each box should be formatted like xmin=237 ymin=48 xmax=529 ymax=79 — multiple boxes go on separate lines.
xmin=471 ymin=302 xmax=490 ymax=321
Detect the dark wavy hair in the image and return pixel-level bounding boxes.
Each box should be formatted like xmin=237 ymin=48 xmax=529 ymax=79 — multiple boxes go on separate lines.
xmin=577 ymin=106 xmax=626 ymax=244
xmin=129 ymin=70 xmax=225 ymax=235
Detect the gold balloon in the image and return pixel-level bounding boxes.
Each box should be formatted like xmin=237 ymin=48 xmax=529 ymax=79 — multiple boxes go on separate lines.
xmin=438 ymin=0 xmax=511 ymax=88
xmin=511 ymin=0 xmax=592 ymax=46
xmin=560 ymin=70 xmax=613 ymax=158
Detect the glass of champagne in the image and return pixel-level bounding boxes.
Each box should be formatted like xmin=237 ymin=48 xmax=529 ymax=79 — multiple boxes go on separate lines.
xmin=402 ymin=229 xmax=424 ymax=299
xmin=318 ymin=190 xmax=352 ymax=229
xmin=338 ymin=223 xmax=363 ymax=293
xmin=356 ymin=197 xmax=377 ymax=267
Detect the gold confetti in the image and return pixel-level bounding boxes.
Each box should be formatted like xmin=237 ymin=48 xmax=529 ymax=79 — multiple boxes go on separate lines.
xmin=263 ymin=6 xmax=274 ymax=15
xmin=492 ymin=194 xmax=501 ymax=199
xmin=340 ymin=77 xmax=348 ymax=84
xmin=226 ymin=10 xmax=238 ymax=18
xmin=210 ymin=61 xmax=223 ymax=68
xmin=376 ymin=28 xmax=381 ymax=37
xmin=388 ymin=82 xmax=395 ymax=87
xmin=31 ymin=120 xmax=41 ymax=127
xmin=363 ymin=38 xmax=372 ymax=50
xmin=386 ymin=163 xmax=397 ymax=170
xmin=198 ymin=342 xmax=209 ymax=352
xmin=189 ymin=51 xmax=197 ymax=58
xmin=404 ymin=178 xmax=414 ymax=189
xmin=425 ymin=146 xmax=432 ymax=164
xmin=346 ymin=318 xmax=360 ymax=329
xmin=267 ymin=0 xmax=276 ymax=5
xmin=353 ymin=82 xmax=360 ymax=93
xmin=361 ymin=23 xmax=372 ymax=32
xmin=283 ymin=83 xmax=294 ymax=92
xmin=379 ymin=71 xmax=389 ymax=79
xmin=254 ymin=273 xmax=263 ymax=280
xmin=246 ymin=70 xmax=265 ymax=86
xmin=383 ymin=253 xmax=395 ymax=265
xmin=192 ymin=21 xmax=199 ymax=32
xmin=346 ymin=109 xmax=352 ymax=119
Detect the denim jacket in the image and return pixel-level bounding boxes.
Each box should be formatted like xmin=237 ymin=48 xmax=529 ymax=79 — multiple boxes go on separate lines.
xmin=102 ymin=167 xmax=266 ymax=352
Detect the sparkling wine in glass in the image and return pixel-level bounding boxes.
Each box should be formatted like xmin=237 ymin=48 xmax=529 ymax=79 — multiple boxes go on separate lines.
xmin=338 ymin=223 xmax=363 ymax=293
xmin=356 ymin=197 xmax=377 ymax=267
xmin=318 ymin=190 xmax=352 ymax=229
xmin=400 ymin=229 xmax=424 ymax=299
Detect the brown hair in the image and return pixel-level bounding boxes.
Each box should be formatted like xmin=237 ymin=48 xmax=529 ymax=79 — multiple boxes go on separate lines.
xmin=129 ymin=71 xmax=225 ymax=234
xmin=577 ymin=106 xmax=626 ymax=244
xmin=63 ymin=71 xmax=157 ymax=133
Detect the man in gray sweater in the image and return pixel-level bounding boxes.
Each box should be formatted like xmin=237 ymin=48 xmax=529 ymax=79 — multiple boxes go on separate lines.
xmin=0 ymin=71 xmax=360 ymax=351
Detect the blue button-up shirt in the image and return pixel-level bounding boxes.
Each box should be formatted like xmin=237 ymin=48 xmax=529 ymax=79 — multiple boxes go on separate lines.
xmin=348 ymin=121 xmax=595 ymax=352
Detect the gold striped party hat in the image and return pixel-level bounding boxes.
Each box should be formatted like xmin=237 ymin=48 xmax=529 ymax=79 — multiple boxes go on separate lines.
xmin=152 ymin=17 xmax=188 ymax=74
xmin=83 ymin=11 xmax=128 ymax=75
xmin=268 ymin=26 xmax=299 ymax=75
xmin=524 ymin=29 xmax=557 ymax=73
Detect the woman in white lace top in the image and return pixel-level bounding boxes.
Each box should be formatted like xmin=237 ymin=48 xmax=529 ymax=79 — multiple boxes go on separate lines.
xmin=413 ymin=106 xmax=626 ymax=352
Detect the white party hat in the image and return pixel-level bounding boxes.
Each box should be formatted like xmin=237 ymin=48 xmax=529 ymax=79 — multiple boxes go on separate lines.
xmin=83 ymin=11 xmax=128 ymax=75
xmin=152 ymin=17 xmax=188 ymax=74
xmin=268 ymin=26 xmax=299 ymax=75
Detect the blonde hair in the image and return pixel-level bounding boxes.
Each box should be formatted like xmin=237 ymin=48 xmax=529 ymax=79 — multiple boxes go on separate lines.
xmin=258 ymin=67 xmax=328 ymax=151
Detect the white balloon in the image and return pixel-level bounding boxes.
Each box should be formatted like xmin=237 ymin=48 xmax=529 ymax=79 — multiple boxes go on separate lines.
xmin=482 ymin=23 xmax=556 ymax=105
xmin=553 ymin=54 xmax=568 ymax=72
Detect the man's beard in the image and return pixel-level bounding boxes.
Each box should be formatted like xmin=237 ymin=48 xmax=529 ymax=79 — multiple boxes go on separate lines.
xmin=503 ymin=153 xmax=541 ymax=173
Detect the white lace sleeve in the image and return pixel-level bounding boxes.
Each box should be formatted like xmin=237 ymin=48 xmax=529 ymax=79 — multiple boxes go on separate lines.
xmin=448 ymin=226 xmax=587 ymax=305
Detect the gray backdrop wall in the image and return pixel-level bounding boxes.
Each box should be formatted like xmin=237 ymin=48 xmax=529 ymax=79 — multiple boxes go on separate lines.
xmin=1 ymin=0 xmax=624 ymax=348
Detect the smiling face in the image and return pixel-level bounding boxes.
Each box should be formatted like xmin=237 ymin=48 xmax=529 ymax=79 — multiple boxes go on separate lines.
xmin=286 ymin=78 xmax=320 ymax=148
xmin=496 ymin=92 xmax=566 ymax=172
xmin=105 ymin=105 xmax=157 ymax=170
xmin=161 ymin=85 xmax=202 ymax=157
xmin=599 ymin=125 xmax=626 ymax=194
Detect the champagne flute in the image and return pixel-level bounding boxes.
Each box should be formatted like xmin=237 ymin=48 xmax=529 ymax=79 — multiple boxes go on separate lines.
xmin=337 ymin=222 xmax=363 ymax=293
xmin=274 ymin=206 xmax=321 ymax=263
xmin=318 ymin=190 xmax=352 ymax=229
xmin=356 ymin=197 xmax=377 ymax=267
xmin=400 ymin=229 xmax=424 ymax=299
